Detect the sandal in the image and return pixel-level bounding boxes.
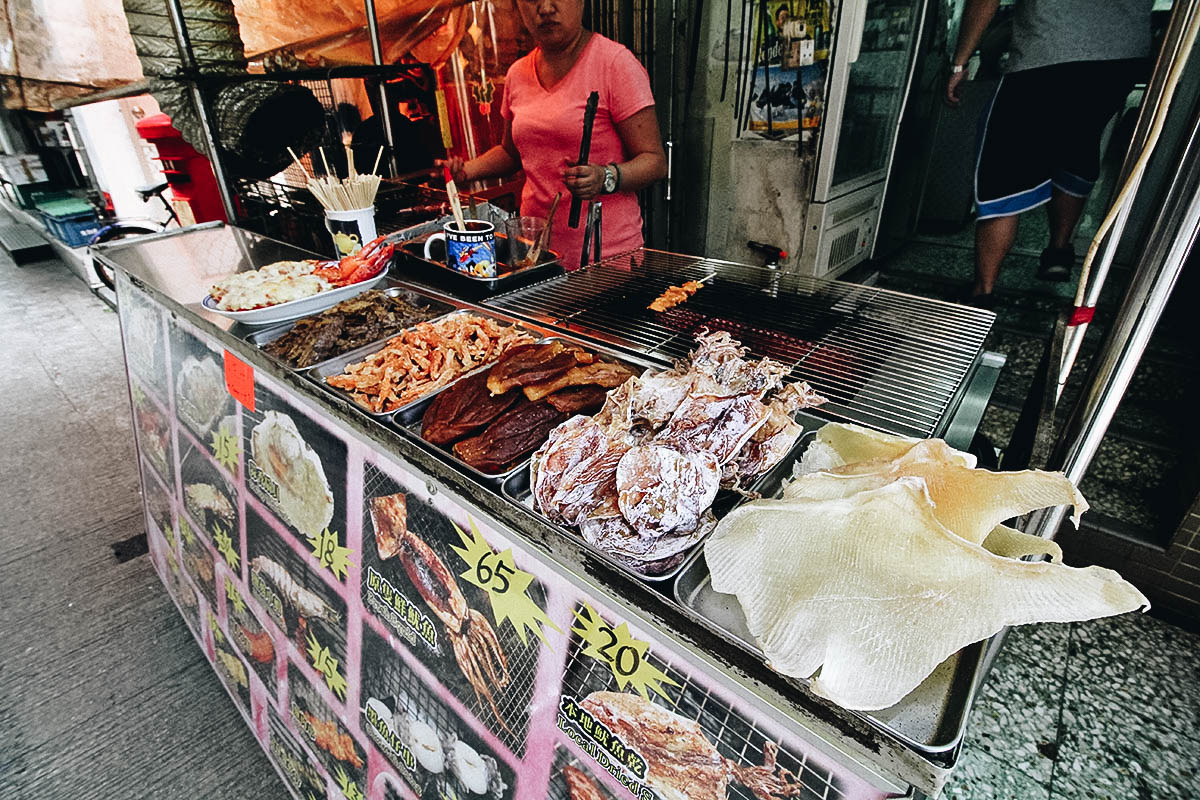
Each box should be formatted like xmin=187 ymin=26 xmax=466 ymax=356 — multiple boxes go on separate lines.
xmin=1038 ymin=246 xmax=1074 ymax=282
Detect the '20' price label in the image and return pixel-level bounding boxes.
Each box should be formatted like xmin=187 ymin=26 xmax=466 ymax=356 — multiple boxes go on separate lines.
xmin=572 ymin=603 xmax=679 ymax=701
xmin=452 ymin=518 xmax=562 ymax=646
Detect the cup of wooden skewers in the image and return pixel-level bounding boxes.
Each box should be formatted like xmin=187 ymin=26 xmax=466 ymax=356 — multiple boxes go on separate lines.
xmin=290 ymin=145 xmax=385 ymax=257
xmin=324 ymin=206 xmax=377 ymax=256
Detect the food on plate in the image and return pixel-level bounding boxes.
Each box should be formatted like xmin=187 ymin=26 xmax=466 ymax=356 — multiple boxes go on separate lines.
xmin=422 ymin=372 xmax=519 ymax=446
xmin=235 ymin=626 xmax=275 ymax=665
xmin=521 ymin=361 xmax=635 ymax=402
xmin=208 ymin=236 xmax=393 ymax=311
xmin=390 ymin=524 xmax=511 ymax=733
xmin=184 ymin=482 xmax=235 ymax=530
xmin=215 ymin=649 xmax=249 ymax=688
xmin=325 ymin=314 xmax=536 ymax=413
xmin=532 ymin=331 xmax=825 ymax=575
xmin=705 ymin=427 xmax=1149 ymax=711
xmin=301 ymin=711 xmax=365 ymax=769
xmin=563 ymin=765 xmax=609 ymax=800
xmin=135 ymin=400 xmax=171 ymax=473
xmin=419 ymin=340 xmax=635 ymax=473
xmin=485 ymin=341 xmax=593 ymax=395
xmin=262 ymin=290 xmax=442 ymax=368
xmin=175 ymin=355 xmax=227 ymax=429
xmin=250 ymin=555 xmax=339 ymax=625
xmin=369 ymin=492 xmax=408 ymax=560
xmin=648 ymin=280 xmax=705 ymax=312
xmin=408 ymin=718 xmax=446 ymax=773
xmin=451 ymin=400 xmax=568 ymax=473
xmin=451 ymin=740 xmax=490 ymax=795
xmin=250 ymin=411 xmax=334 ymax=537
xmin=580 ymin=692 xmax=807 ymax=800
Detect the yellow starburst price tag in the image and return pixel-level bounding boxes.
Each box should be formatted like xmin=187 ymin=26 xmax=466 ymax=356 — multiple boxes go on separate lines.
xmin=225 ymin=578 xmax=246 ymax=616
xmin=210 ymin=425 xmax=241 ymax=474
xmin=307 ymin=528 xmax=353 ymax=581
xmin=213 ymin=523 xmax=240 ymax=570
xmin=573 ymin=603 xmax=679 ymax=701
xmin=306 ymin=631 xmax=348 ymax=701
xmin=179 ymin=516 xmax=195 ymax=547
xmin=333 ymin=766 xmax=363 ymax=800
xmin=451 ymin=519 xmax=561 ymax=646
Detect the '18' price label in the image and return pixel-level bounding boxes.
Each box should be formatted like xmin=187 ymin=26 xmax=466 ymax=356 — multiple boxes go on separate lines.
xmin=572 ymin=603 xmax=679 ymax=701
xmin=452 ymin=518 xmax=561 ymax=646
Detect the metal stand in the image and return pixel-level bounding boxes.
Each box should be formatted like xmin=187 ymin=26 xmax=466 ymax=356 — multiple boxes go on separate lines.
xmin=364 ymin=0 xmax=398 ymax=177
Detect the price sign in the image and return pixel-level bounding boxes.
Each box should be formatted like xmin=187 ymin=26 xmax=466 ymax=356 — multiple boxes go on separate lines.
xmin=223 ymin=350 xmax=255 ymax=411
xmin=452 ymin=519 xmax=561 ymax=646
xmin=572 ymin=603 xmax=679 ymax=701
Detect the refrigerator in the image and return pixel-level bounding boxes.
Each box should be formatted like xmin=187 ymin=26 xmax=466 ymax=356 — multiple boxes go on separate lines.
xmin=798 ymin=0 xmax=927 ymax=277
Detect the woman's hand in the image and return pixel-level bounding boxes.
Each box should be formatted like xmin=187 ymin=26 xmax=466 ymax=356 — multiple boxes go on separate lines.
xmin=563 ymin=161 xmax=606 ymax=200
xmin=439 ymin=156 xmax=470 ymax=184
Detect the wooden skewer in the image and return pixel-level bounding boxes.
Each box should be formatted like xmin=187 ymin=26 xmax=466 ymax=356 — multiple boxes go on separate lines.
xmin=524 ymin=191 xmax=561 ymax=266
xmin=371 ymin=146 xmax=384 ymax=176
xmin=443 ymin=164 xmax=467 ymax=230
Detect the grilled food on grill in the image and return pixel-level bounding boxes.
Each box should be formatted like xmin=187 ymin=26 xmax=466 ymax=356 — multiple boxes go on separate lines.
xmin=452 ymin=400 xmax=568 ymax=473
xmin=422 ymin=371 xmax=519 ymax=446
xmin=263 ymin=290 xmax=441 ymax=368
xmin=648 ymin=280 xmax=705 ymax=312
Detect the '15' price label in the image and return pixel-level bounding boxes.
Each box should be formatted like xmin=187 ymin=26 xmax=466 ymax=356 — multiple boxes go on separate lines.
xmin=452 ymin=519 xmax=561 ymax=646
xmin=572 ymin=603 xmax=679 ymax=701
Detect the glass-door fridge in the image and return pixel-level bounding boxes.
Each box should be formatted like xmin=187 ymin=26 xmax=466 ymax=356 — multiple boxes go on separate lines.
xmin=799 ymin=0 xmax=927 ymax=277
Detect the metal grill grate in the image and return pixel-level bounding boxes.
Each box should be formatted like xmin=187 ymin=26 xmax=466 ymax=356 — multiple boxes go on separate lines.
xmin=362 ymin=462 xmax=545 ymax=754
xmin=560 ymin=607 xmax=845 ymax=800
xmin=487 ymin=249 xmax=994 ymax=437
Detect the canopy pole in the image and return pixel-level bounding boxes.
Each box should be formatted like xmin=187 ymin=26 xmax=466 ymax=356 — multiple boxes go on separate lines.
xmin=364 ymin=0 xmax=398 ymax=177
xmin=164 ymin=0 xmax=238 ymax=223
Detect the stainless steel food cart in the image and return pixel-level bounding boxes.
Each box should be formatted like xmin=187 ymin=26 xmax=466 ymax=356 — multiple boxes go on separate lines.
xmin=97 ymin=222 xmax=1003 ymax=800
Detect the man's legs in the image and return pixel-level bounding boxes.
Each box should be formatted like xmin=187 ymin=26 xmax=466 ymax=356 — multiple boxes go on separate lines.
xmin=1047 ymin=186 xmax=1088 ymax=250
xmin=973 ymin=214 xmax=1020 ymax=297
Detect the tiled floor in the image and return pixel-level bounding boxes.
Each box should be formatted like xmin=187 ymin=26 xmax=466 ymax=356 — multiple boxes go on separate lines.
xmin=1 ymin=221 xmax=1196 ymax=799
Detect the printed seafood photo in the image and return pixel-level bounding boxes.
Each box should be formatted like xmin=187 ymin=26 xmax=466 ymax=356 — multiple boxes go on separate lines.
xmin=360 ymin=623 xmax=517 ymax=800
xmin=243 ymin=384 xmax=349 ymax=566
xmin=149 ymin=522 xmax=201 ymax=637
xmin=210 ymin=615 xmax=253 ymax=716
xmin=181 ymin=443 xmax=239 ymax=568
xmin=119 ymin=284 xmax=169 ymax=398
xmin=179 ymin=514 xmax=219 ymax=609
xmin=246 ymin=505 xmax=348 ymax=691
xmin=559 ymin=603 xmax=843 ymax=800
xmin=267 ymin=702 xmax=330 ymax=800
xmin=225 ymin=576 xmax=279 ymax=698
xmin=141 ymin=460 xmax=174 ymax=541
xmin=548 ymin=744 xmax=619 ymax=800
xmin=361 ymin=460 xmax=544 ymax=754
xmin=131 ymin=382 xmax=175 ymax=489
xmin=170 ymin=320 xmax=236 ymax=438
xmin=287 ymin=660 xmax=367 ymax=798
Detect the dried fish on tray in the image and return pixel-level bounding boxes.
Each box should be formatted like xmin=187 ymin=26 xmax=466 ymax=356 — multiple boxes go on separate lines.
xmin=315 ymin=310 xmax=538 ymax=414
xmin=506 ymin=331 xmax=826 ymax=581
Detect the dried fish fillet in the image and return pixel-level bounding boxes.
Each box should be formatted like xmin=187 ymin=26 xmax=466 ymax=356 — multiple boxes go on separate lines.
xmin=706 ymin=480 xmax=1148 ymax=710
xmin=784 ymin=439 xmax=1087 ymax=542
xmin=795 ymin=421 xmax=975 ymax=476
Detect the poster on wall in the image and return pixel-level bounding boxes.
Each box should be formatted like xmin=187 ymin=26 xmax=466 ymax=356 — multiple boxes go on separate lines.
xmin=747 ymin=62 xmax=827 ymax=135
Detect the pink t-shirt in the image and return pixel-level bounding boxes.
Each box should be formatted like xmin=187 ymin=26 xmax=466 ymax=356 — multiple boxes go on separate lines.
xmin=501 ymin=34 xmax=656 ymax=270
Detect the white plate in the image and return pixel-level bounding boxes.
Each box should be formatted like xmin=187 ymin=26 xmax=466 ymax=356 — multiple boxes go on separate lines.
xmin=201 ymin=268 xmax=389 ymax=326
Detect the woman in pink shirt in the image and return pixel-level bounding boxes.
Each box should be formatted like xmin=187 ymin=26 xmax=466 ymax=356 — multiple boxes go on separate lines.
xmin=445 ymin=0 xmax=667 ymax=269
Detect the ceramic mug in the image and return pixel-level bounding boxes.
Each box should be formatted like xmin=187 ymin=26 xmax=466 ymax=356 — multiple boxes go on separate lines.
xmin=424 ymin=219 xmax=497 ymax=278
xmin=325 ymin=207 xmax=377 ymax=257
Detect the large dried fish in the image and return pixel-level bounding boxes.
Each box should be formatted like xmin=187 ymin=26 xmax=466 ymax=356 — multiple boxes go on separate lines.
xmin=795 ymin=421 xmax=975 ymax=476
xmin=706 ymin=479 xmax=1148 ymax=710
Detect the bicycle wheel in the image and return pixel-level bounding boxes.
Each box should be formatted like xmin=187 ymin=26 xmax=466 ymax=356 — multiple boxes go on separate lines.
xmin=88 ymin=224 xmax=159 ymax=291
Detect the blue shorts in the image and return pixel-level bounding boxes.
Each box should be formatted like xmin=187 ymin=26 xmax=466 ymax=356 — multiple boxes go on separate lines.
xmin=974 ymin=60 xmax=1139 ymax=220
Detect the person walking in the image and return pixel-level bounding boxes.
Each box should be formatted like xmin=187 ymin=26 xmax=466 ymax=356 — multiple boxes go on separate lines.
xmin=945 ymin=0 xmax=1152 ymax=308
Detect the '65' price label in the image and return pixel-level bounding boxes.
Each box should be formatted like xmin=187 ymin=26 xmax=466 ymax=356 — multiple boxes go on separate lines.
xmin=451 ymin=518 xmax=561 ymax=645
xmin=573 ymin=603 xmax=679 ymax=701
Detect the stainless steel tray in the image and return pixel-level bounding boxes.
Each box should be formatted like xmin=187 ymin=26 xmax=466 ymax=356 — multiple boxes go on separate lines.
xmin=500 ymin=408 xmax=819 ymax=585
xmin=306 ymin=308 xmax=539 ymax=418
xmin=393 ymin=336 xmax=658 ymax=484
xmin=243 ymin=286 xmax=457 ymax=369
xmin=671 ymin=432 xmax=986 ymax=756
xmin=396 ymin=232 xmax=564 ymax=297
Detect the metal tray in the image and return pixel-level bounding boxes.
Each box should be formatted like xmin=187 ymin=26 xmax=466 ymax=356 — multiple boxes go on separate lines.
xmin=306 ymin=308 xmax=539 ymax=418
xmin=396 ymin=232 xmax=564 ymax=297
xmin=671 ymin=433 xmax=986 ymax=756
xmin=242 ymin=286 xmax=457 ymax=369
xmin=393 ymin=336 xmax=658 ymax=484
xmin=500 ymin=409 xmax=820 ymax=585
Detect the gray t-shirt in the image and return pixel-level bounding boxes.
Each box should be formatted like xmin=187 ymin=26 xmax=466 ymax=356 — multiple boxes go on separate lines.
xmin=1008 ymin=0 xmax=1153 ymax=73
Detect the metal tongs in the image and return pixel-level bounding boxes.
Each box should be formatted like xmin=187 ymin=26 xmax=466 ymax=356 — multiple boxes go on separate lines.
xmin=568 ymin=91 xmax=600 ymax=229
xmin=579 ymin=201 xmax=603 ymax=270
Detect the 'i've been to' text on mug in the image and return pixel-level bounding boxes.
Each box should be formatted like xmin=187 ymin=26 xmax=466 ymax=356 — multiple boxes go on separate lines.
xmin=424 ymin=219 xmax=497 ymax=278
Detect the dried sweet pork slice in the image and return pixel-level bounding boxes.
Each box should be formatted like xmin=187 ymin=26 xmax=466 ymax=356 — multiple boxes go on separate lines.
xmin=486 ymin=341 xmax=578 ymax=395
xmin=655 ymin=393 xmax=770 ymax=466
xmin=784 ymin=438 xmax=1087 ymax=543
xmin=795 ymin=421 xmax=976 ymax=476
xmin=616 ymin=445 xmax=719 ymax=536
xmin=705 ymin=480 xmax=1148 ymax=711
xmin=421 ymin=371 xmax=519 ymax=445
xmin=523 ymin=361 xmax=636 ymax=402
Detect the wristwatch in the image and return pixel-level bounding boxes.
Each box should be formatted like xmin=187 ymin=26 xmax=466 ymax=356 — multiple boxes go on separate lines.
xmin=602 ymin=163 xmax=618 ymax=194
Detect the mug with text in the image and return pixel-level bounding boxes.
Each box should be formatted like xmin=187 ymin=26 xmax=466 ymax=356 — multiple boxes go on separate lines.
xmin=424 ymin=219 xmax=497 ymax=278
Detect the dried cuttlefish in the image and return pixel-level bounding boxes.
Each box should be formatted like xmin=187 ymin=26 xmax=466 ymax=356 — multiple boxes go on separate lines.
xmin=706 ymin=476 xmax=1148 ymax=711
